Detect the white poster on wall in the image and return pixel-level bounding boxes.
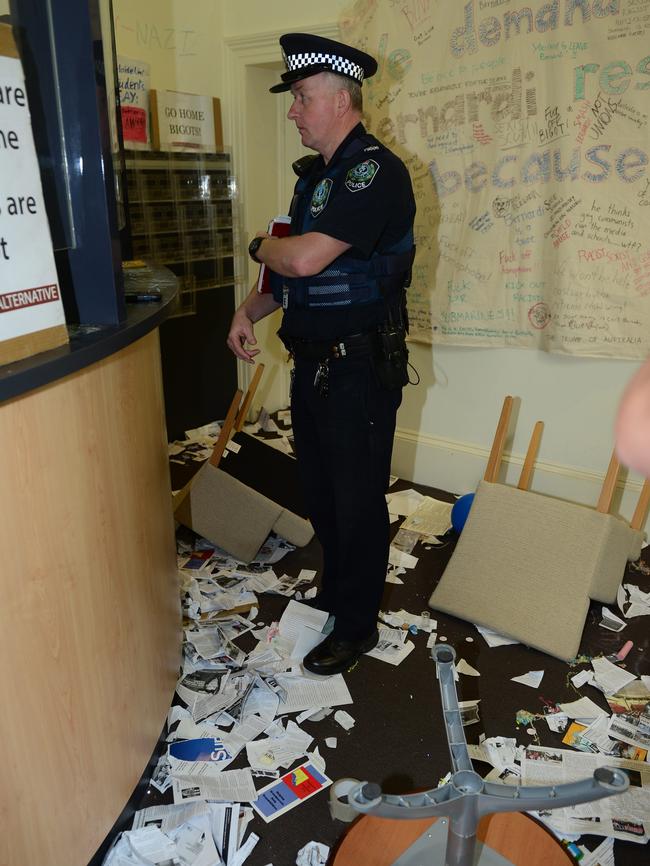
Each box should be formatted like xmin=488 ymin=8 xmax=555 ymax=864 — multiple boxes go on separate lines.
xmin=0 ymin=53 xmax=66 ymax=344
xmin=155 ymin=89 xmax=216 ymax=153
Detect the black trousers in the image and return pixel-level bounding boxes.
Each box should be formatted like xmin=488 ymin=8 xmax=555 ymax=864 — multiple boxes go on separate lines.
xmin=290 ymin=353 xmax=402 ymax=641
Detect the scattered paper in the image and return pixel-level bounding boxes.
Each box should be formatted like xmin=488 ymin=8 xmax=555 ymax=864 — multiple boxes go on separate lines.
xmin=295 ymin=841 xmax=330 ymax=866
xmin=276 ymin=674 xmax=353 ymax=715
xmin=511 ymin=670 xmax=544 ymax=689
xmin=591 ymin=656 xmax=637 ymax=696
xmin=474 ymin=624 xmax=519 ymax=647
xmin=325 ymin=737 xmax=337 ymax=749
xmin=545 ymin=713 xmax=569 ymax=733
xmin=571 ymin=670 xmax=594 ymax=689
xmin=386 ymin=488 xmax=425 ymax=516
xmin=456 ymin=659 xmax=480 ymax=677
xmin=253 ymin=762 xmax=331 ymax=823
xmin=334 ymin=710 xmax=356 ymax=731
xmin=400 ymin=496 xmax=453 ymax=538
xmin=599 ymin=606 xmax=627 ymax=632
xmin=557 ymin=697 xmax=609 ymax=721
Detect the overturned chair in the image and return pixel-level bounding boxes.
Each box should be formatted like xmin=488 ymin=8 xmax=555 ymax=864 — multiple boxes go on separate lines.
xmin=174 ymin=365 xmax=313 ymax=563
xmin=429 ymin=396 xmax=649 ymax=661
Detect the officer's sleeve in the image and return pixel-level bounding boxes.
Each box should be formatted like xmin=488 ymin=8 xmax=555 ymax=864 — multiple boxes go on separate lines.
xmin=310 ymin=156 xmax=411 ymax=257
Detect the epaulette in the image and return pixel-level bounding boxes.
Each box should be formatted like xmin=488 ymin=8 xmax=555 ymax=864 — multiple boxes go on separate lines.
xmin=292 ymin=154 xmax=318 ymax=177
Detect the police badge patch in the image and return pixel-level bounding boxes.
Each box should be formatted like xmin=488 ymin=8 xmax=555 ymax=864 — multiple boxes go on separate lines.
xmin=310 ymin=178 xmax=333 ymax=217
xmin=345 ymin=159 xmax=380 ymax=192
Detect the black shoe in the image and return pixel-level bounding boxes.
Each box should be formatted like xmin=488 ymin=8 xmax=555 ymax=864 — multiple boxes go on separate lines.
xmin=302 ymin=629 xmax=379 ymax=676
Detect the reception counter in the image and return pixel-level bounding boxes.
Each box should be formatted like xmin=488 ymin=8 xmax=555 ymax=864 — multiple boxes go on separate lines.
xmin=0 ymin=281 xmax=182 ymax=866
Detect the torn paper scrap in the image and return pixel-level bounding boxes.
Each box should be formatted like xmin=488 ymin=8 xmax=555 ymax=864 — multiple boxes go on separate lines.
xmin=456 ymin=659 xmax=480 ymax=677
xmin=400 ymin=496 xmax=453 ymax=538
xmin=386 ymin=488 xmax=426 ymax=516
xmin=276 ymin=674 xmax=352 ymax=715
xmin=511 ymin=670 xmax=544 ymax=689
xmin=171 ymin=768 xmax=257 ymax=804
xmin=296 ymin=841 xmax=330 ymax=866
xmin=253 ymin=762 xmax=332 ymax=823
xmin=334 ymin=710 xmax=355 ymax=731
xmin=325 ymin=737 xmax=337 ymax=749
xmin=600 ymin=606 xmax=626 ymax=632
xmin=545 ymin=713 xmax=569 ymax=733
xmin=557 ymin=697 xmax=609 ymax=721
xmin=474 ymin=624 xmax=519 ymax=647
xmin=591 ymin=656 xmax=637 ymax=696
xmin=571 ymin=670 xmax=594 ymax=689
xmin=388 ymin=547 xmax=419 ymax=569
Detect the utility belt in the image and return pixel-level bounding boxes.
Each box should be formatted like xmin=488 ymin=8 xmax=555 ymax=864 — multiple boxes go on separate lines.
xmin=282 ymin=331 xmax=374 ymax=362
xmin=281 ymin=324 xmax=409 ymax=394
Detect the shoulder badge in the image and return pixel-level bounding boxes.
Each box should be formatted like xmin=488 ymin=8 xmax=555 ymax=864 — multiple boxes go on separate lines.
xmin=310 ymin=178 xmax=333 ymax=217
xmin=345 ymin=159 xmax=380 ymax=192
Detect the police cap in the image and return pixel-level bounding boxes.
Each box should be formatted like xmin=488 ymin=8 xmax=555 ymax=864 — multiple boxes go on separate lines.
xmin=269 ymin=33 xmax=377 ymax=93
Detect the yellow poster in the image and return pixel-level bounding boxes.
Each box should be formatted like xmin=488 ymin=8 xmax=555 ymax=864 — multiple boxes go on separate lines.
xmin=341 ymin=0 xmax=650 ymax=358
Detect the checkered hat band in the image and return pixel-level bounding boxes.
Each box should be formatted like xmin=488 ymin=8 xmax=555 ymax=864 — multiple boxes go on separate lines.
xmin=285 ymin=52 xmax=364 ymax=82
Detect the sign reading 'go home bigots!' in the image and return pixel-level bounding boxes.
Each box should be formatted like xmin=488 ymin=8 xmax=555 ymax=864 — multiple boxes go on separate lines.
xmin=0 ymin=27 xmax=67 ymax=364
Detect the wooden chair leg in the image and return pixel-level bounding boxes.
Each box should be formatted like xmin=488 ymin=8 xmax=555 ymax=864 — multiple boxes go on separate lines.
xmin=517 ymin=421 xmax=544 ymax=491
xmin=484 ymin=395 xmax=513 ymax=483
xmin=596 ymin=450 xmax=620 ymax=514
xmin=630 ymin=479 xmax=650 ymax=531
xmin=209 ymin=388 xmax=243 ymax=468
xmin=235 ymin=363 xmax=265 ymax=432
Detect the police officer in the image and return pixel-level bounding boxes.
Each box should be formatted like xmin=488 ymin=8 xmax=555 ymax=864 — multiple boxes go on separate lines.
xmin=227 ymin=33 xmax=416 ymax=676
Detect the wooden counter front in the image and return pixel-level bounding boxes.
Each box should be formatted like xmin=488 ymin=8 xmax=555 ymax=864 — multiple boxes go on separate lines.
xmin=0 ymin=330 xmax=181 ymax=866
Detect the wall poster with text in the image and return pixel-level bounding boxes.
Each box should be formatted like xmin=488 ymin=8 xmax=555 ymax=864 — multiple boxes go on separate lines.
xmin=341 ymin=0 xmax=650 ymax=359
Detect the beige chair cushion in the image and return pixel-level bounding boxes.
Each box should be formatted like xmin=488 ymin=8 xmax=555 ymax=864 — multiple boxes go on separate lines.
xmin=429 ymin=481 xmax=642 ymax=662
xmin=175 ymin=462 xmax=313 ymax=563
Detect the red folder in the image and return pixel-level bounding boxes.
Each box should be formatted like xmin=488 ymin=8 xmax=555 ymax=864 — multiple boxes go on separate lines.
xmin=256 ymin=216 xmax=291 ymax=293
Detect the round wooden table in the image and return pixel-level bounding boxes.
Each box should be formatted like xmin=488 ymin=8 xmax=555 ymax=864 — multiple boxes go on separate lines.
xmin=332 ymin=812 xmax=574 ymax=865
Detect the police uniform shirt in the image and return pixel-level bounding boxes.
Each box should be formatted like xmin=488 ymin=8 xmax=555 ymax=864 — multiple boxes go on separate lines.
xmin=281 ymin=122 xmax=416 ymax=342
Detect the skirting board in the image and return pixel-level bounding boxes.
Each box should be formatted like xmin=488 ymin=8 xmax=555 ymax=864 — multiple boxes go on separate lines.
xmin=392 ymin=427 xmax=650 ymax=535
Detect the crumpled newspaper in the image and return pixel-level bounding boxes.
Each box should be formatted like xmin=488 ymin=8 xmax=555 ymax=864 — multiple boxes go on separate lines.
xmin=295 ymin=840 xmax=330 ymax=866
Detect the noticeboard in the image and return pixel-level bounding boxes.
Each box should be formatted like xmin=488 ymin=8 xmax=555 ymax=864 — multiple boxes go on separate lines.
xmin=0 ymin=24 xmax=68 ymax=367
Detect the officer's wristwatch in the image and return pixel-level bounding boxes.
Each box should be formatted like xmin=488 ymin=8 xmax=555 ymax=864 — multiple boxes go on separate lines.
xmin=248 ymin=236 xmax=265 ymax=263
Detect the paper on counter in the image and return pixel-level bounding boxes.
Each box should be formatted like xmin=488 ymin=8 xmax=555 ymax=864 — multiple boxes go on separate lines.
xmin=325 ymin=737 xmax=337 ymax=749
xmin=511 ymin=670 xmax=544 ymax=689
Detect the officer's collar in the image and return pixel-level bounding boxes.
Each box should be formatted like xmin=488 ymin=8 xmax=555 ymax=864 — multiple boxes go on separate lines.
xmin=320 ymin=122 xmax=366 ymax=169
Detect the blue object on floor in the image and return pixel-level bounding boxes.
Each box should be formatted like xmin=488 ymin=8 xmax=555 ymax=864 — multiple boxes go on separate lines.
xmin=451 ymin=493 xmax=475 ymax=533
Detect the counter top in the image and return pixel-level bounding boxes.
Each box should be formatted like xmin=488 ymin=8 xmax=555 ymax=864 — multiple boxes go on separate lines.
xmin=0 ymin=268 xmax=178 ymax=405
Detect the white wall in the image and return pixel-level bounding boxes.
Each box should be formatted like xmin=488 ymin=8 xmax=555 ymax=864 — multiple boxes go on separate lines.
xmin=113 ymin=0 xmax=222 ymax=95
xmin=113 ymin=0 xmax=648 ymax=530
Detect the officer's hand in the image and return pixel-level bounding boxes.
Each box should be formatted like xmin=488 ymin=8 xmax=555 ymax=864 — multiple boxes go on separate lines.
xmin=227 ymin=307 xmax=260 ymax=364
